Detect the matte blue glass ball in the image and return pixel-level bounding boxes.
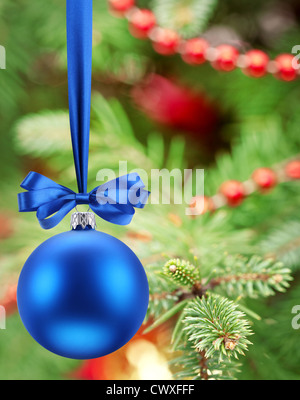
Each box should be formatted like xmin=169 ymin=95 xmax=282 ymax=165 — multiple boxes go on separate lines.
xmin=17 ymin=228 xmax=149 ymax=359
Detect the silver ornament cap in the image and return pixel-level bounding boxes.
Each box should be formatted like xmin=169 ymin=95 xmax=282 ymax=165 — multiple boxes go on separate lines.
xmin=70 ymin=212 xmax=96 ymax=230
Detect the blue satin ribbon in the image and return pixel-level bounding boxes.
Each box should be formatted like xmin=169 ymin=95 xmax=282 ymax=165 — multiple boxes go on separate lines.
xmin=18 ymin=172 xmax=150 ymax=230
xmin=67 ymin=0 xmax=93 ymax=194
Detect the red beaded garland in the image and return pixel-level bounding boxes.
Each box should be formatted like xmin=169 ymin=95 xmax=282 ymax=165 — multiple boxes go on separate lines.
xmin=212 ymin=45 xmax=239 ymax=72
xmin=151 ymin=28 xmax=180 ymax=56
xmin=181 ymin=38 xmax=209 ymax=65
xmin=129 ymin=9 xmax=156 ymax=39
xmin=252 ymin=167 xmax=277 ymax=189
xmin=243 ymin=49 xmax=269 ymax=78
xmin=219 ymin=180 xmax=245 ymax=207
xmin=187 ymin=160 xmax=300 ymax=215
xmin=108 ymin=0 xmax=134 ymax=14
xmin=275 ymin=54 xmax=298 ymax=81
xmin=285 ymin=160 xmax=300 ymax=179
xmin=107 ymin=1 xmax=298 ymax=81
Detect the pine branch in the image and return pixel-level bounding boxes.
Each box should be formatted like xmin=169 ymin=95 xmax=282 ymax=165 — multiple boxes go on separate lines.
xmin=260 ymin=220 xmax=300 ymax=271
xmin=14 ymin=111 xmax=71 ymax=157
xmin=146 ymin=265 xmax=181 ymax=320
xmin=144 ymin=252 xmax=292 ymax=336
xmin=206 ymin=255 xmax=293 ymax=298
xmin=183 ymin=294 xmax=253 ymax=362
xmin=171 ymin=338 xmax=242 ymax=380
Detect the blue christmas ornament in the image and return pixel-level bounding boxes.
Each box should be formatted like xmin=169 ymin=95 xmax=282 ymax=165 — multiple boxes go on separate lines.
xmin=17 ymin=0 xmax=151 ymax=360
xmin=17 ymin=212 xmax=149 ymax=359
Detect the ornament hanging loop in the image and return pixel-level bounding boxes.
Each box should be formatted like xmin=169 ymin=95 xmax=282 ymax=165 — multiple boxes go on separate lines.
xmin=74 ymin=204 xmax=91 ymax=213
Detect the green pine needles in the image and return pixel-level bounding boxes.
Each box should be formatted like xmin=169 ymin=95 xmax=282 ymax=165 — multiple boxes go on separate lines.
xmin=163 ymin=258 xmax=200 ymax=287
xmin=183 ymin=294 xmax=253 ymax=361
xmin=208 ymin=255 xmax=293 ymax=298
xmin=146 ymin=253 xmax=292 ymax=379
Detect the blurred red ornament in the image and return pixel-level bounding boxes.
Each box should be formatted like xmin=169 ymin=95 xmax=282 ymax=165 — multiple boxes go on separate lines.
xmin=0 ymin=213 xmax=14 ymax=240
xmin=126 ymin=230 xmax=152 ymax=242
xmin=189 ymin=195 xmax=215 ymax=216
xmin=212 ymin=45 xmax=239 ymax=71
xmin=71 ymin=319 xmax=170 ymax=380
xmin=108 ymin=0 xmax=134 ymax=14
xmin=252 ymin=167 xmax=277 ymax=189
xmin=72 ymin=356 xmax=118 ymax=380
xmin=129 ymin=9 xmax=156 ymax=39
xmin=151 ymin=28 xmax=180 ymax=55
xmin=131 ymin=74 xmax=219 ymax=136
xmin=275 ymin=54 xmax=297 ymax=81
xmin=243 ymin=49 xmax=269 ymax=78
xmin=285 ymin=160 xmax=300 ymax=179
xmin=181 ymin=38 xmax=209 ymax=65
xmin=1 ymin=284 xmax=17 ymax=315
xmin=220 ymin=180 xmax=245 ymax=206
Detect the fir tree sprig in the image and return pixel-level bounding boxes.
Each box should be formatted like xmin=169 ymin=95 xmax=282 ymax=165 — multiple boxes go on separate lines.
xmin=183 ymin=294 xmax=253 ymax=362
xmin=163 ymin=258 xmax=201 ymax=287
xmin=207 ymin=255 xmax=293 ymax=298
xmin=171 ymin=338 xmax=242 ymax=380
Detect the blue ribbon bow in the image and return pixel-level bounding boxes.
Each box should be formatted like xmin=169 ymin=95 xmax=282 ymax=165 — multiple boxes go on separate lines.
xmin=18 ymin=171 xmax=150 ymax=230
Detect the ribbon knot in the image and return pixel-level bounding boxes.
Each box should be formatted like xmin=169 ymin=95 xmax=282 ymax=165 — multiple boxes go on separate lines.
xmin=75 ymin=193 xmax=90 ymax=205
xmin=18 ymin=171 xmax=150 ymax=230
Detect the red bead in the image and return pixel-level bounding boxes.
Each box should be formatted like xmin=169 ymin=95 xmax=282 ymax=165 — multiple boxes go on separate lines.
xmin=244 ymin=49 xmax=269 ymax=78
xmin=109 ymin=0 xmax=134 ymax=14
xmin=285 ymin=160 xmax=300 ymax=179
xmin=189 ymin=195 xmax=215 ymax=216
xmin=151 ymin=28 xmax=180 ymax=55
xmin=252 ymin=167 xmax=277 ymax=189
xmin=275 ymin=54 xmax=297 ymax=81
xmin=212 ymin=45 xmax=239 ymax=72
xmin=129 ymin=9 xmax=156 ymax=39
xmin=219 ymin=180 xmax=245 ymax=207
xmin=181 ymin=38 xmax=209 ymax=65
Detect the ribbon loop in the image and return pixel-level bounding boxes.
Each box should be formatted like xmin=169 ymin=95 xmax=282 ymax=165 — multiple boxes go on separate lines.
xmin=18 ymin=171 xmax=150 ymax=230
